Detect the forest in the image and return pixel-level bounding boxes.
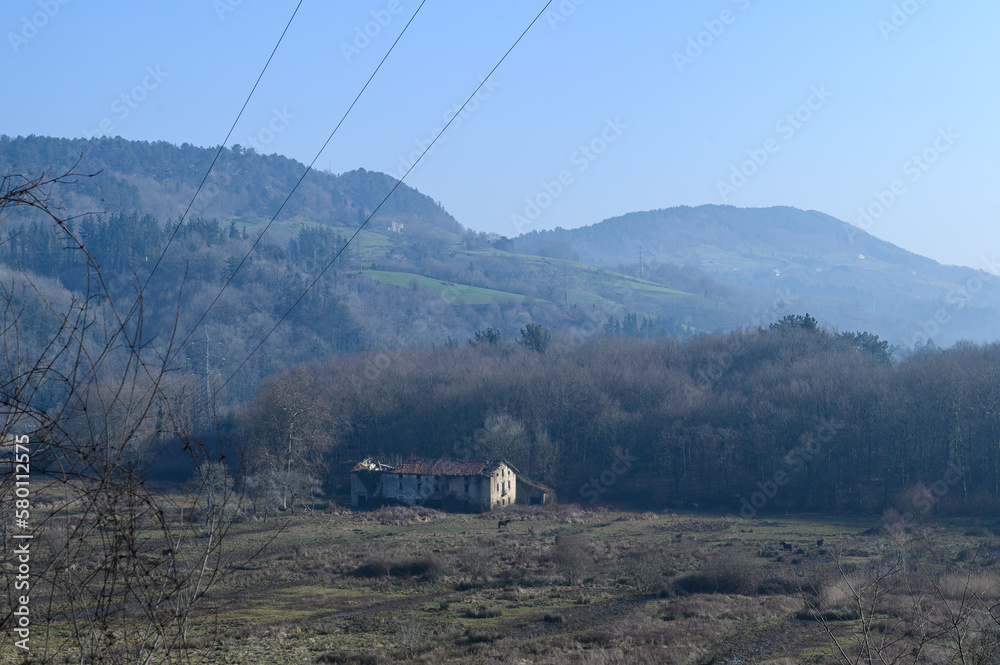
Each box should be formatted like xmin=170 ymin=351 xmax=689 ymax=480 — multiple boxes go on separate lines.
xmin=236 ymin=313 xmax=1000 ymax=519
xmin=2 ymin=142 xmax=997 ymax=522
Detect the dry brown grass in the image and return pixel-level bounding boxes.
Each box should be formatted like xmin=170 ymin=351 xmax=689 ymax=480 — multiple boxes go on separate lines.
xmin=353 ymin=505 xmax=445 ymax=526
xmin=937 ymin=570 xmax=1000 ymax=598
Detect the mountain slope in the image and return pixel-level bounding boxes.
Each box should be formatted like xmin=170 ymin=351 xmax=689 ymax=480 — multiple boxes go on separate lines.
xmin=518 ymin=205 xmax=1000 ymax=349
xmin=5 ymin=135 xmax=996 ymax=353
xmin=0 ymin=134 xmax=462 ymax=241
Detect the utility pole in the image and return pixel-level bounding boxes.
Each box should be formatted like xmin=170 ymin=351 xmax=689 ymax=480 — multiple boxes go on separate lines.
xmin=563 ymin=264 xmax=569 ymax=308
xmin=204 ymin=327 xmax=211 ymax=419
xmin=639 ymin=244 xmax=644 ymax=281
xmin=194 ymin=328 xmax=224 ymax=429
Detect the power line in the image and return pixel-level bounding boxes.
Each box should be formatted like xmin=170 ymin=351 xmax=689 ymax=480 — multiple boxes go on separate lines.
xmin=129 ymin=1 xmax=304 ymax=323
xmin=177 ymin=0 xmax=428 ymax=355
xmin=215 ymin=0 xmax=556 ymax=398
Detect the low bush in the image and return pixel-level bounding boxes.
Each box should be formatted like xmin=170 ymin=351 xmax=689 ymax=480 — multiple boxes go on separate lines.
xmin=353 ymin=556 xmax=392 ymax=578
xmin=756 ymin=574 xmax=800 ymax=595
xmin=353 ymin=555 xmax=443 ymax=581
xmin=672 ymin=553 xmax=761 ymax=596
xmin=314 ymin=651 xmax=387 ymax=665
xmin=465 ymin=605 xmax=502 ymax=619
xmin=390 ymin=555 xmax=444 ymax=581
xmin=464 ymin=628 xmax=500 ymax=644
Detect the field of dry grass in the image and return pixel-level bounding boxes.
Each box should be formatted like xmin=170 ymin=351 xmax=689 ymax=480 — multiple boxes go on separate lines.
xmin=7 ymin=499 xmax=1000 ymax=664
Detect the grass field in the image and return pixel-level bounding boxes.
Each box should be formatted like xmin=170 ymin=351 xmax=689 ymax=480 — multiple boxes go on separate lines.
xmin=10 ymin=498 xmax=998 ymax=664
xmin=223 ymin=220 xmax=708 ymax=317
xmin=356 ymin=270 xmax=532 ymax=305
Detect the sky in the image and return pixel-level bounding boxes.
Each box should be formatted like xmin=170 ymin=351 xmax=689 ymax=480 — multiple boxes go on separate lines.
xmin=2 ymin=0 xmax=998 ymax=269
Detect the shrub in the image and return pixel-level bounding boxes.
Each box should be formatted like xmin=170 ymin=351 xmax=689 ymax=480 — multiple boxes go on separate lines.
xmin=672 ymin=573 xmax=719 ymax=595
xmin=756 ymin=574 xmax=800 ymax=595
xmin=465 ymin=605 xmax=502 ymax=619
xmin=672 ymin=553 xmax=760 ymax=596
xmin=314 ymin=652 xmax=387 ymax=665
xmin=390 ymin=556 xmax=444 ymax=581
xmin=354 ymin=555 xmax=443 ymax=581
xmin=353 ymin=556 xmax=392 ymax=579
xmin=796 ymin=606 xmax=861 ymax=622
xmin=464 ymin=629 xmax=500 ymax=644
xmin=554 ymin=533 xmax=592 ymax=584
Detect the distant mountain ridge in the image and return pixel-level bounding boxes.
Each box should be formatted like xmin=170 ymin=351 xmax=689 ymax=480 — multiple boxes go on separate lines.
xmin=520 ymin=205 xmax=940 ymax=271
xmin=518 ymin=205 xmax=1000 ymax=349
xmin=4 ymin=134 xmax=998 ymax=351
xmin=0 ymin=134 xmax=462 ymax=241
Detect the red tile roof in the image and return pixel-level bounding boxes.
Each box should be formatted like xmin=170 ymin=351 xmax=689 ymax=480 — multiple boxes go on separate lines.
xmin=387 ymin=458 xmax=512 ymax=477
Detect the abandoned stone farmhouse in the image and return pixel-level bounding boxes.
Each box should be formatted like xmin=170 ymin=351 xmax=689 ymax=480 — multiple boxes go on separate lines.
xmin=350 ymin=458 xmax=519 ymax=512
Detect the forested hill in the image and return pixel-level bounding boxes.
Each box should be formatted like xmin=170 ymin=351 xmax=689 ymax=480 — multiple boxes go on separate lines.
xmin=0 ymin=134 xmax=462 ymax=241
xmin=518 ymin=205 xmax=1000 ymax=349
xmin=5 ymin=134 xmax=999 ymax=363
xmin=1 ymin=135 xmax=757 ymax=407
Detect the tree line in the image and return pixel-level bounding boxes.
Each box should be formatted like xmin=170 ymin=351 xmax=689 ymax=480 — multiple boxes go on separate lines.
xmin=238 ymin=316 xmax=1000 ymax=517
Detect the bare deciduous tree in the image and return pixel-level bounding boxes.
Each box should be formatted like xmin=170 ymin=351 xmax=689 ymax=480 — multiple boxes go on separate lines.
xmin=0 ymin=164 xmax=241 ymax=664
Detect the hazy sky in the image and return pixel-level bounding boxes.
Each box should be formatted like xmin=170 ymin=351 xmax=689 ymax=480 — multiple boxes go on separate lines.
xmin=3 ymin=1 xmax=998 ymax=269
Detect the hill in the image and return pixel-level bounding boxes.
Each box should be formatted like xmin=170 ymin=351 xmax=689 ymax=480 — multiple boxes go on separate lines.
xmin=4 ymin=134 xmax=996 ymax=383
xmin=0 ymin=135 xmax=751 ymax=405
xmin=0 ymin=134 xmax=462 ymax=242
xmin=518 ymin=205 xmax=1000 ymax=350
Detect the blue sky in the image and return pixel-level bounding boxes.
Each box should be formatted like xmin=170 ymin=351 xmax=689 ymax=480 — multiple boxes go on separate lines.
xmin=3 ymin=1 xmax=998 ymax=269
